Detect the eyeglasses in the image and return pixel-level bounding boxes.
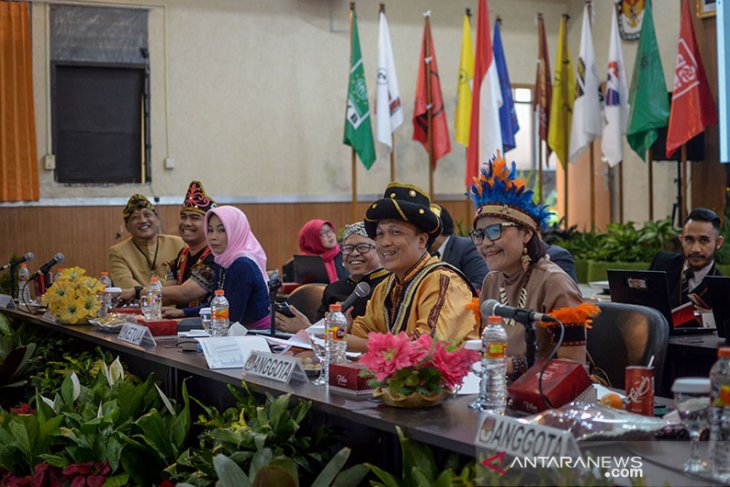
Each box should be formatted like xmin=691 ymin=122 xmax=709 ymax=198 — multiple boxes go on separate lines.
xmin=470 ymin=222 xmax=520 ymax=245
xmin=320 ymin=228 xmax=334 ymax=237
xmin=341 ymin=243 xmax=375 ymax=255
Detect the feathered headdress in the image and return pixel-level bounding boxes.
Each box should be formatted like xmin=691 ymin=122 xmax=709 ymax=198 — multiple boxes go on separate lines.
xmin=469 ymin=153 xmax=552 ymax=232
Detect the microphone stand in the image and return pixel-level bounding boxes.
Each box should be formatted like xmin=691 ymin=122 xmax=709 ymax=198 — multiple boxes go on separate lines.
xmin=268 ymin=271 xmax=282 ymax=336
xmin=523 ymin=321 xmax=537 ymax=368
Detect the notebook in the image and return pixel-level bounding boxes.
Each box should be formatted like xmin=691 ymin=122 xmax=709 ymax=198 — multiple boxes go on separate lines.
xmin=607 ymin=269 xmax=714 ymax=335
xmin=293 ymin=255 xmax=330 ymax=284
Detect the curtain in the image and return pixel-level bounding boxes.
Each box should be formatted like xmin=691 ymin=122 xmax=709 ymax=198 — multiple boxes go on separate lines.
xmin=0 ymin=1 xmax=39 ymax=201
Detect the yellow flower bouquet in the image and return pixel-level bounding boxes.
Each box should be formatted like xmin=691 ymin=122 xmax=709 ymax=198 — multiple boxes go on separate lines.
xmin=41 ymin=267 xmax=104 ymax=324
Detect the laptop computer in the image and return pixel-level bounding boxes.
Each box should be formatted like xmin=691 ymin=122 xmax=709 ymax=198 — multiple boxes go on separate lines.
xmin=706 ymin=276 xmax=730 ymax=340
xmin=607 ymin=269 xmax=714 ymax=335
xmin=293 ymin=255 xmax=330 ymax=284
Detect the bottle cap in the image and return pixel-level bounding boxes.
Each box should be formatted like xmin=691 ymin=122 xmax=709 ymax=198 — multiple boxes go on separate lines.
xmin=719 ymin=347 xmax=730 ymax=358
xmin=214 ymin=289 xmax=225 ymax=296
xmin=329 ymin=304 xmax=342 ymax=311
xmin=487 ymin=315 xmax=502 ymax=323
xmin=101 ymin=271 xmax=109 ymax=276
xmin=150 ymin=277 xmax=159 ymax=283
xmin=672 ymin=377 xmax=711 ymax=394
xmin=20 ymin=263 xmax=27 ymax=268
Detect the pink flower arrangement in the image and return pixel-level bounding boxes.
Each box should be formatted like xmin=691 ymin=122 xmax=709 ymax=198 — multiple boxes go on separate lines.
xmin=359 ymin=332 xmax=479 ymax=397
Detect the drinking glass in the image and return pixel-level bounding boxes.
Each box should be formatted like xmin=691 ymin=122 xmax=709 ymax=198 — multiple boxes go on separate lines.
xmin=672 ymin=377 xmax=711 ymax=473
xmin=307 ymin=327 xmax=328 ymax=386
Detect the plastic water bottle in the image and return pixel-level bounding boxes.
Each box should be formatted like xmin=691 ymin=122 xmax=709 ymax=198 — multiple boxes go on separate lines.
xmin=710 ymin=347 xmax=730 ymax=482
xmin=141 ymin=277 xmax=162 ymax=320
xmin=327 ymin=304 xmax=348 ymax=364
xmin=210 ymin=290 xmax=230 ymax=337
xmin=17 ymin=263 xmax=31 ymax=304
xmin=481 ymin=315 xmax=508 ymax=414
xmin=99 ymin=272 xmax=112 ymax=288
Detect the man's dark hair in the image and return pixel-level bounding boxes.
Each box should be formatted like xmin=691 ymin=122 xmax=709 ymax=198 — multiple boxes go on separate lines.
xmin=439 ymin=207 xmax=454 ymax=236
xmin=685 ymin=208 xmax=721 ymax=232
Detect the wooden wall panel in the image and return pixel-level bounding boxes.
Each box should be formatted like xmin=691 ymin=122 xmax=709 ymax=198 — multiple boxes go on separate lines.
xmin=0 ymin=199 xmax=475 ymax=280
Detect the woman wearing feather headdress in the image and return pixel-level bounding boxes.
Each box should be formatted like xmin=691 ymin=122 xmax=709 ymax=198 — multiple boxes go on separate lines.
xmin=470 ymin=154 xmax=586 ymax=381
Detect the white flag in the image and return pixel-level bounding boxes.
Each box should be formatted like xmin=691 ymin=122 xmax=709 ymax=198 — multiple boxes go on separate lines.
xmin=376 ymin=11 xmax=403 ymax=150
xmin=601 ymin=8 xmax=629 ymax=167
xmin=569 ymin=4 xmax=603 ymax=163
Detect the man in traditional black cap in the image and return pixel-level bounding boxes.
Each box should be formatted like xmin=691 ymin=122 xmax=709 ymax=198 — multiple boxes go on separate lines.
xmin=348 ymin=183 xmax=478 ymax=351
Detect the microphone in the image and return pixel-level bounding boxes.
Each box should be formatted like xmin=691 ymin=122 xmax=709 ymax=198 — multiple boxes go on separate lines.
xmin=480 ymin=299 xmax=559 ymax=325
xmin=0 ymin=252 xmax=34 ymax=271
xmin=339 ymin=282 xmax=371 ymax=312
xmin=30 ymin=252 xmax=64 ymax=279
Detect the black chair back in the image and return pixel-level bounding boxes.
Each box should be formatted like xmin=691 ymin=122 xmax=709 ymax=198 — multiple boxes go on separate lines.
xmin=286 ymin=283 xmax=326 ymax=323
xmin=587 ymin=302 xmax=669 ymax=394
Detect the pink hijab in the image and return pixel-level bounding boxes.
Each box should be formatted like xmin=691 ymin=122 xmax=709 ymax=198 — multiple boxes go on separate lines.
xmin=205 ymin=206 xmax=268 ymax=283
xmin=298 ymin=219 xmax=340 ymax=283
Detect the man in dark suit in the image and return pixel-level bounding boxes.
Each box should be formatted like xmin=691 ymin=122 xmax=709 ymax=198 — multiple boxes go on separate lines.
xmin=650 ymin=208 xmax=724 ymax=309
xmin=544 ymin=242 xmax=577 ymax=283
xmin=431 ymin=206 xmax=488 ymax=290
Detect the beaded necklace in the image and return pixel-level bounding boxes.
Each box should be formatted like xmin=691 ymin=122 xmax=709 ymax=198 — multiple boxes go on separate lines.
xmin=498 ymin=267 xmax=533 ymax=327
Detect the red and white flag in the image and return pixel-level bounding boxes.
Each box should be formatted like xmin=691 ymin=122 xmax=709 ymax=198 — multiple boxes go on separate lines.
xmin=465 ymin=0 xmax=502 ymax=187
xmin=666 ymin=0 xmax=717 ymax=158
xmin=376 ymin=10 xmax=403 ymax=152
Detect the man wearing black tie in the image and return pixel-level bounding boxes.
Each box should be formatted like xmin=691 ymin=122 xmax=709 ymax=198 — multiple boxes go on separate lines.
xmin=650 ymin=208 xmax=724 ymax=309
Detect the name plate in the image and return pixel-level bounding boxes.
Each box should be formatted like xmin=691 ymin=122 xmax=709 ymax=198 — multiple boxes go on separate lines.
xmin=118 ymin=323 xmax=156 ymax=347
xmin=475 ymin=415 xmax=580 ymax=460
xmin=198 ymin=336 xmax=270 ymax=369
xmin=243 ymin=351 xmax=307 ymax=383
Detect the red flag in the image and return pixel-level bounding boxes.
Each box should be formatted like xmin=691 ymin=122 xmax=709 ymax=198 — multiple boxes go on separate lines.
xmin=465 ymin=0 xmax=502 ymax=187
xmin=533 ymin=13 xmax=552 ymax=156
xmin=413 ymin=15 xmax=451 ymax=167
xmin=666 ymin=0 xmax=717 ymax=158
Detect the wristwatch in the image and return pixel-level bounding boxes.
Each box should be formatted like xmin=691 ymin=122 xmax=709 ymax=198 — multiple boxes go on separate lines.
xmin=134 ymin=286 xmax=143 ymax=300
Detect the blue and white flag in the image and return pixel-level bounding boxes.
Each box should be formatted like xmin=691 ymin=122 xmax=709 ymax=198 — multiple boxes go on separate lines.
xmin=493 ymin=20 xmax=519 ymax=153
xmin=601 ymin=7 xmax=629 ymax=167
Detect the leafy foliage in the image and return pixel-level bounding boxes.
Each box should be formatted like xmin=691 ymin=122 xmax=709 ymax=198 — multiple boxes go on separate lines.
xmin=168 ymin=389 xmax=335 ymax=486
xmin=553 ymin=217 xmax=678 ymax=263
xmin=365 ymin=426 xmax=475 ymax=487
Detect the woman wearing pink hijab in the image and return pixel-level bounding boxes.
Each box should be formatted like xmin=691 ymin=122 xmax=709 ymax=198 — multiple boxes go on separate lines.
xmin=298 ymin=219 xmax=347 ymax=283
xmin=205 ymin=206 xmax=270 ymax=329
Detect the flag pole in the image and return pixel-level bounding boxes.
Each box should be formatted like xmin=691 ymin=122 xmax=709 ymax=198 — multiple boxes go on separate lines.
xmin=349 ymin=3 xmax=357 ymax=222
xmin=379 ymin=3 xmax=397 ymax=183
xmin=562 ymin=13 xmax=570 ymax=226
xmin=618 ymin=162 xmax=624 ymax=223
xmin=589 ymin=142 xmax=596 ymax=231
xmin=680 ymin=144 xmax=687 ymax=223
xmin=424 ymin=12 xmax=435 ymax=199
xmin=464 ymin=7 xmax=472 ymax=221
xmin=648 ymin=146 xmax=654 ymax=220
xmin=536 ymin=12 xmax=545 ymax=204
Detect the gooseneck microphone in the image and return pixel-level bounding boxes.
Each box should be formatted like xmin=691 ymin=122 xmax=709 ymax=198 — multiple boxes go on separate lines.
xmin=339 ymin=282 xmax=371 ymax=312
xmin=0 ymin=252 xmax=34 ymax=271
xmin=480 ymin=299 xmax=559 ymax=325
xmin=30 ymin=252 xmax=65 ymax=280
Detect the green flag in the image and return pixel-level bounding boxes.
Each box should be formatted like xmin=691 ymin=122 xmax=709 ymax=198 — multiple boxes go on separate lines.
xmin=343 ymin=9 xmax=376 ymax=170
xmin=626 ymin=0 xmax=669 ymax=160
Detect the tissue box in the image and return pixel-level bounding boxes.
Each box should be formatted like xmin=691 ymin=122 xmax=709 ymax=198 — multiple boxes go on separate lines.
xmin=109 ymin=307 xmax=142 ymax=315
xmin=508 ymin=359 xmax=592 ymax=413
xmin=329 ymin=363 xmax=373 ymax=396
xmin=140 ymin=319 xmax=177 ymax=336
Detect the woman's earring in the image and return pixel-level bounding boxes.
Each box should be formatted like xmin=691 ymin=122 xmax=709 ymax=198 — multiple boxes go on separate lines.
xmin=521 ymin=245 xmax=531 ymax=271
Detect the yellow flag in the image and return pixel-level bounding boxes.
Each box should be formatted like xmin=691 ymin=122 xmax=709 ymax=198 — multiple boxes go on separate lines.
xmin=455 ymin=12 xmax=474 ymax=147
xmin=547 ymin=15 xmax=575 ymax=168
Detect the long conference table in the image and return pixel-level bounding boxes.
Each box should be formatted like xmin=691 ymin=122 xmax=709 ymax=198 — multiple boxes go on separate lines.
xmin=1 ymin=308 xmax=719 ymax=487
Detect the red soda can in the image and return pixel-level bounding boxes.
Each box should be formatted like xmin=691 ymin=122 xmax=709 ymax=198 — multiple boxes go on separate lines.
xmin=625 ymin=366 xmax=654 ymax=416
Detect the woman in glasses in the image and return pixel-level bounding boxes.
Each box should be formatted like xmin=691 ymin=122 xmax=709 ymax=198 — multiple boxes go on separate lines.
xmin=276 ymin=222 xmax=388 ymax=333
xmin=470 ymin=156 xmax=585 ymax=382
xmin=297 ymin=219 xmax=348 ymax=283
